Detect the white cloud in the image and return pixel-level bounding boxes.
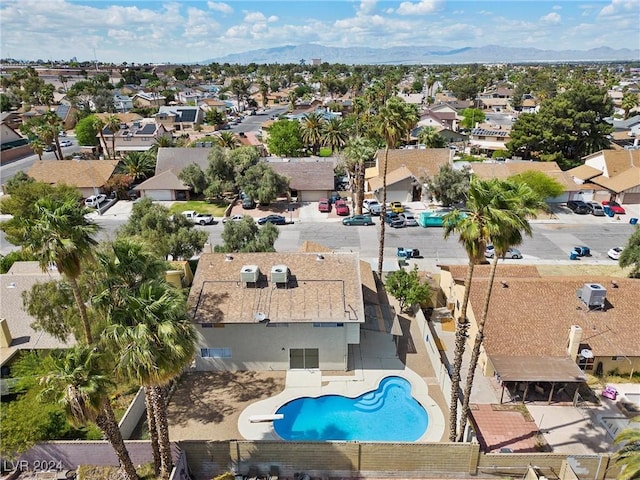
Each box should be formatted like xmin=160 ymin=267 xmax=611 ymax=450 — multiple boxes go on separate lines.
xmin=244 ymin=11 xmax=267 ymax=23
xmin=267 ymin=15 xmax=279 ymax=23
xmin=540 ymin=12 xmax=561 ymax=24
xmin=598 ymin=0 xmax=639 ymax=17
xmin=552 ymin=5 xmax=562 ymax=10
xmin=207 ymin=1 xmax=233 ymax=14
xmin=396 ymin=0 xmax=440 ymax=16
xmin=359 ymin=0 xmax=377 ymax=15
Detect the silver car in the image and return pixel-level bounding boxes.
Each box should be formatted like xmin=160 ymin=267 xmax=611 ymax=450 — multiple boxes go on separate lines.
xmin=587 ymin=202 xmax=605 ymax=216
xmin=485 ymin=245 xmax=522 ymax=259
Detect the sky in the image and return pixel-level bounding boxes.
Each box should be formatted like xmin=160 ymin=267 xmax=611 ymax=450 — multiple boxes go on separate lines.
xmin=0 ymin=0 xmax=638 ymax=64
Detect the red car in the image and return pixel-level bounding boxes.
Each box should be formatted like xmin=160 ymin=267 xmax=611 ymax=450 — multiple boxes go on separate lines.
xmin=318 ymin=199 xmax=331 ymax=212
xmin=335 ymin=200 xmax=350 ymax=216
xmin=602 ymin=200 xmax=626 ymax=214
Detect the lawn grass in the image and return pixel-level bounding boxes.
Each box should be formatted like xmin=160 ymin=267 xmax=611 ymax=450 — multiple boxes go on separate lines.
xmin=168 ymin=200 xmax=228 ymax=216
xmin=319 ymin=147 xmax=332 ymax=157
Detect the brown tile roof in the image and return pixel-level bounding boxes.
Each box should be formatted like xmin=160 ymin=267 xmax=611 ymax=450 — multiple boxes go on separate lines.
xmin=28 ymin=160 xmax=119 ymax=188
xmin=368 ymin=166 xmax=414 ymax=191
xmin=94 ymin=112 xmax=143 ymax=123
xmin=188 ymin=252 xmax=365 ymax=325
xmin=567 ymin=164 xmax=602 ymax=181
xmin=470 ymin=161 xmax=577 ymax=190
xmin=369 ymin=148 xmax=451 ymax=180
xmin=600 ymin=149 xmax=640 ymax=177
xmin=466 ymin=276 xmax=640 ymax=358
xmin=444 ymin=264 xmax=541 ymax=282
xmin=591 ymin=167 xmax=640 ymax=193
xmin=134 ymin=169 xmax=190 ymax=191
xmin=267 ymin=160 xmax=335 ymax=191
xmin=156 ymin=147 xmax=210 ymax=175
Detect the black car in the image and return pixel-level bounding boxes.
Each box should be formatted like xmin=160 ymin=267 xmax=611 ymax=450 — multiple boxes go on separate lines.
xmin=566 ymin=200 xmax=590 ymax=214
xmin=242 ymin=197 xmax=256 ymax=209
xmin=257 ymin=214 xmax=287 ymax=225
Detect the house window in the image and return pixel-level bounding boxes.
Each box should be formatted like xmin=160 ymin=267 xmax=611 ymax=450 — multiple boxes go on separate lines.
xmin=313 ymin=323 xmax=344 ymax=327
xmin=577 ymin=356 xmax=594 ymax=371
xmin=200 ymin=348 xmax=231 ymax=358
xmin=289 ymin=348 xmax=319 ymax=369
xmin=201 ymin=323 xmax=213 ymax=328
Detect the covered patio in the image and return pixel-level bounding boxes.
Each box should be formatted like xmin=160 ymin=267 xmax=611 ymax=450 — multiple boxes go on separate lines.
xmin=491 ymin=356 xmax=588 ymax=405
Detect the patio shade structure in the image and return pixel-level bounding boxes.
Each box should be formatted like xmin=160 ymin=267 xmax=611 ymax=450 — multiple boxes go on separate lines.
xmin=491 ymin=356 xmax=587 ymax=405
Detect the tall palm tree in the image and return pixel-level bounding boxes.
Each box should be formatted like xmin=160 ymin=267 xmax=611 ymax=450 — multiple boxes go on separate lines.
xmin=614 ymin=417 xmax=640 ymax=480
xmin=342 ymin=137 xmax=377 ymax=214
xmin=29 ymin=137 xmax=45 ymax=160
xmin=456 ymin=180 xmax=543 ymax=441
xmin=442 ymin=178 xmax=500 ymax=442
xmin=92 ymin=116 xmax=109 ymax=159
xmin=93 ymin=240 xmax=195 ymax=479
xmin=322 ymin=117 xmax=347 ymax=153
xmin=375 ymin=96 xmax=416 ymax=277
xmin=43 ymin=110 xmax=64 ymax=160
xmin=259 ymin=79 xmax=269 ymax=108
xmin=118 ymin=151 xmax=156 ymax=182
xmin=105 ymin=114 xmax=121 ymax=159
xmin=105 ymin=281 xmax=196 ymax=480
xmin=300 ymin=112 xmax=325 ymax=155
xmin=39 ymin=346 xmax=140 ymax=480
xmin=20 ymin=197 xmax=99 ymax=344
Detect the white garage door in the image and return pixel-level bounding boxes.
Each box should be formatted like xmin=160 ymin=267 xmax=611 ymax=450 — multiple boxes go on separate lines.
xmin=144 ymin=190 xmax=173 ymax=201
xmin=298 ymin=190 xmax=328 ymax=202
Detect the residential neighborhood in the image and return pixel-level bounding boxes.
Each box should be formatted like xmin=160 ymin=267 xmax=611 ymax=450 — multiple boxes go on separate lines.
xmin=1 ymin=53 xmax=640 ymax=480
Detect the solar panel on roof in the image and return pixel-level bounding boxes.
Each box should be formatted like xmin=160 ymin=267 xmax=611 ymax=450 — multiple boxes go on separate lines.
xmin=56 ymin=105 xmax=70 ymax=119
xmin=178 ymin=109 xmax=197 ymax=123
xmin=136 ymin=124 xmax=156 ymax=135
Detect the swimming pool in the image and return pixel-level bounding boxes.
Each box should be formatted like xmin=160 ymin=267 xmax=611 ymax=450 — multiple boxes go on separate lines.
xmin=273 ymin=376 xmax=428 ymax=441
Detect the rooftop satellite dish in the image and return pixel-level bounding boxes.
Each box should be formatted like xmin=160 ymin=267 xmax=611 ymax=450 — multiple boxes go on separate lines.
xmin=580 ymin=349 xmax=594 ymax=359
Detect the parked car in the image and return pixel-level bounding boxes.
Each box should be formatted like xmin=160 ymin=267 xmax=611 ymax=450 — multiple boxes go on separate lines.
xmin=389 ymin=217 xmax=406 ymax=228
xmin=242 ymin=197 xmax=256 ymax=209
xmin=389 ymin=201 xmax=404 ymax=214
xmin=223 ymin=214 xmax=246 ymax=223
xmin=182 ymin=211 xmax=215 ymax=225
xmin=362 ymin=199 xmax=381 ymax=215
xmin=84 ymin=194 xmax=106 ymax=208
xmin=43 ymin=144 xmax=54 ymax=152
xmin=335 ymin=200 xmax=350 ymax=216
xmin=602 ymin=200 xmax=626 ymax=214
xmin=399 ymin=213 xmax=418 ymax=227
xmin=587 ymin=202 xmax=605 ymax=216
xmin=318 ymin=199 xmax=331 ymax=212
xmin=384 ymin=211 xmax=399 ymax=224
xmin=607 ymin=247 xmax=623 ymax=260
xmin=485 ymin=245 xmax=522 ymax=259
xmin=342 ymin=214 xmax=374 ymax=226
xmin=566 ymin=200 xmax=590 ymax=214
xmin=59 ymin=139 xmax=72 ymax=147
xmin=257 ymin=214 xmax=287 ymax=225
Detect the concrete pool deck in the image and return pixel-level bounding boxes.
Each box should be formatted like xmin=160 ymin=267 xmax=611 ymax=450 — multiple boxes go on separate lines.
xmin=238 ymin=328 xmax=446 ymax=442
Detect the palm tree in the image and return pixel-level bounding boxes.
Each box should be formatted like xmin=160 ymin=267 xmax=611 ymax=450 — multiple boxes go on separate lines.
xmin=375 ymin=96 xmax=416 ymax=277
xmin=342 ymin=137 xmax=377 ymax=214
xmin=215 ymin=131 xmax=239 ymax=149
xmin=118 ymin=151 xmax=156 ymax=182
xmin=105 ymin=281 xmax=196 ymax=479
xmin=259 ymin=79 xmax=269 ymax=108
xmin=322 ymin=117 xmax=347 ymax=153
xmin=417 ymin=126 xmax=447 ymax=148
xmin=20 ymin=197 xmax=99 ymax=344
xmin=300 ymin=112 xmax=325 ymax=155
xmin=39 ymin=346 xmax=140 ymax=480
xmin=456 ymin=180 xmax=543 ymax=441
xmin=92 ymin=116 xmax=109 ymax=159
xmin=29 ymin=137 xmax=45 ymax=160
xmin=614 ymin=417 xmax=640 ymax=480
xmin=93 ymin=240 xmax=195 ymax=479
xmin=105 ymin=114 xmax=121 ymax=159
xmin=442 ymin=177 xmax=500 ymax=442
xmin=43 ymin=110 xmax=64 ymax=160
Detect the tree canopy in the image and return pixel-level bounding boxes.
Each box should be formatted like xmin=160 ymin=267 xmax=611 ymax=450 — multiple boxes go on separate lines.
xmin=215 ymin=216 xmax=279 ymax=253
xmin=266 ymin=120 xmax=304 ymax=157
xmin=619 ymin=228 xmax=640 ymax=278
xmin=424 ymin=164 xmax=471 ymax=207
xmin=507 ymin=170 xmax=564 ymax=203
xmin=385 ymin=265 xmax=431 ymax=313
xmin=74 ymin=115 xmax=101 ymax=146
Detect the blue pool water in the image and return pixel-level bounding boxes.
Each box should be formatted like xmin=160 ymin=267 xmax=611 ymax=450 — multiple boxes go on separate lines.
xmin=273 ymin=376 xmax=428 ymax=441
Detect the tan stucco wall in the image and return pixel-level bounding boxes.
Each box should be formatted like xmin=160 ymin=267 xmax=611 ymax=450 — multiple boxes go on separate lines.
xmin=194 ymin=322 xmax=359 ymax=371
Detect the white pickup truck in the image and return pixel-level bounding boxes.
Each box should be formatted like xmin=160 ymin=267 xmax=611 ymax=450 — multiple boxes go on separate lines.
xmin=182 ymin=211 xmax=215 ymax=225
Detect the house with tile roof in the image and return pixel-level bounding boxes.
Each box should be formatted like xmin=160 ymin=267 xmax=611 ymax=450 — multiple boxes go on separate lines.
xmin=133 ymin=147 xmax=211 ymax=201
xmin=439 ymin=265 xmax=640 ymax=402
xmin=188 ymin=252 xmax=367 ymax=371
xmin=155 ymin=106 xmax=204 ymax=131
xmin=266 ymin=158 xmax=336 ymax=202
xmin=567 ymin=150 xmax=640 ymax=204
xmin=365 ymin=148 xmax=452 ymax=203
xmin=468 ymin=126 xmax=511 ymax=155
xmin=0 ymin=121 xmax=30 ymax=165
xmin=470 ymin=160 xmax=579 ymax=203
xmin=27 ymin=159 xmax=119 ymax=198
xmin=132 ymin=91 xmax=166 ymax=108
xmin=99 ymin=119 xmax=172 ymax=156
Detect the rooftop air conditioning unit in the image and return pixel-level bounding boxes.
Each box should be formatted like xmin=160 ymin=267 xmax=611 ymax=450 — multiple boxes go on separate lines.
xmin=270 ymin=265 xmax=289 ymax=284
xmin=240 ymin=265 xmax=260 ymax=284
xmin=577 ymin=283 xmax=607 ymax=309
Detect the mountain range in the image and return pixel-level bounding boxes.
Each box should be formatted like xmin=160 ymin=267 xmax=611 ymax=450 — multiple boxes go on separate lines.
xmin=203 ymin=43 xmax=639 ymax=65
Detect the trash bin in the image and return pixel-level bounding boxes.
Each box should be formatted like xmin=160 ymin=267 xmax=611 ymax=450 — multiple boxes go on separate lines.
xmin=604 ymin=206 xmax=614 ymax=217
xmin=631 ymin=217 xmax=638 ymax=225
xmin=569 ymin=251 xmax=579 ymax=260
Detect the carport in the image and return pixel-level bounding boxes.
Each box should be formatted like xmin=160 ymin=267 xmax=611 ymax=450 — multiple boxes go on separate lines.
xmin=491 ymin=355 xmax=587 ymax=405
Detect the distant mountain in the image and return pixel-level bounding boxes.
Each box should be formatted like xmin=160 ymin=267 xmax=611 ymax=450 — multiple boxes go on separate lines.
xmin=203 ymin=43 xmax=639 ymax=65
